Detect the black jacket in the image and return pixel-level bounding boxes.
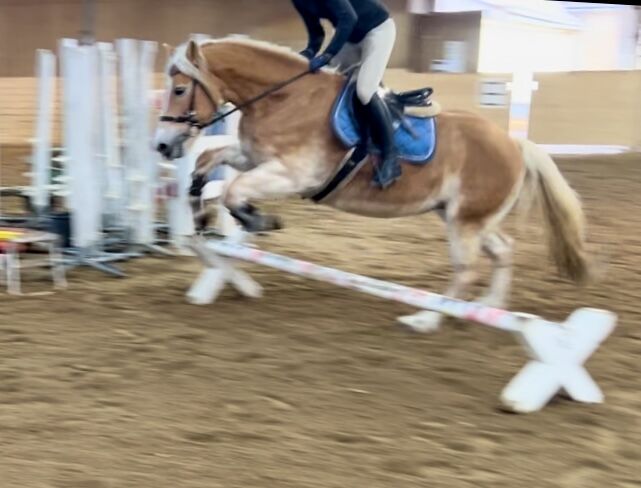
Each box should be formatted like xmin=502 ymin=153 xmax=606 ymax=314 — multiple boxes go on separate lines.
xmin=292 ymin=0 xmax=389 ymax=57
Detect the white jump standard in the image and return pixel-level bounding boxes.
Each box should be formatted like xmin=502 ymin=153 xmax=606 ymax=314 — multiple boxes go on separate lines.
xmin=188 ymin=235 xmax=616 ymax=414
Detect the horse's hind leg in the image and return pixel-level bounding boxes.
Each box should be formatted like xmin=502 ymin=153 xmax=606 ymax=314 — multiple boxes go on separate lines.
xmin=479 ymin=231 xmax=513 ymax=308
xmin=223 ymin=159 xmax=314 ymax=233
xmin=398 ymin=220 xmax=482 ymax=333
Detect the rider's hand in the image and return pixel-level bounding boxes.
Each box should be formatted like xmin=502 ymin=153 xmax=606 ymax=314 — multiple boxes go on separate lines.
xmin=309 ymin=53 xmax=332 ymax=73
xmin=299 ymin=48 xmax=315 ymax=60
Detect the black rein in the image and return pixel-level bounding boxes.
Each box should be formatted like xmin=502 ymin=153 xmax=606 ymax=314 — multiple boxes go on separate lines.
xmin=159 ymin=68 xmax=313 ymax=130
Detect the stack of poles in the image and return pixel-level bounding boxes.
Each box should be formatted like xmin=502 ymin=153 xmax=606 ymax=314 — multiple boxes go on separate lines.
xmin=27 ymin=37 xmax=168 ymax=276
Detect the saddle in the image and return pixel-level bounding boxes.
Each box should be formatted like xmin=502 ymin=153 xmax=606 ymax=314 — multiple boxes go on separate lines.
xmin=387 ymin=86 xmax=435 ymax=117
xmin=331 ymin=73 xmax=438 ymax=163
xmin=309 ymin=74 xmax=438 ymax=202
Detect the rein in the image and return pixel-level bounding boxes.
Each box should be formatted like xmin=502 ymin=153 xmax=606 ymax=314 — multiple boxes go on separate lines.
xmin=160 ymin=68 xmax=313 ymax=130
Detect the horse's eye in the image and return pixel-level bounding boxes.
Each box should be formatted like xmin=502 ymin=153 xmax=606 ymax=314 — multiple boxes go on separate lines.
xmin=174 ymin=86 xmax=187 ymax=96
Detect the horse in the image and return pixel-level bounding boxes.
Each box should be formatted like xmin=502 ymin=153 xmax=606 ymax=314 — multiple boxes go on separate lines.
xmin=154 ymin=37 xmax=591 ymax=332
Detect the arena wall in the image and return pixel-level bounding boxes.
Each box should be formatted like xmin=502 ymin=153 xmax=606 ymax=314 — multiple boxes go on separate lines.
xmin=0 ymin=0 xmax=411 ymax=77
xmin=2 ymin=70 xmax=641 ymax=149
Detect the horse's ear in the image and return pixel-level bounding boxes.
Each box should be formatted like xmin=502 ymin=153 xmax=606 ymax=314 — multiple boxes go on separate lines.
xmin=186 ymin=39 xmax=202 ymax=67
xmin=162 ymin=43 xmax=175 ymax=61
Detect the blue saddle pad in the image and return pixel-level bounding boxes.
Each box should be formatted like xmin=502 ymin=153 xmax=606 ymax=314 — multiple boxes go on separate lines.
xmin=331 ymin=81 xmax=437 ymax=164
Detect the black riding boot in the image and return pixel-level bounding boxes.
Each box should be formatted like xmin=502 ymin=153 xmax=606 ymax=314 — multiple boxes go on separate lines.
xmin=366 ymin=93 xmax=400 ymax=188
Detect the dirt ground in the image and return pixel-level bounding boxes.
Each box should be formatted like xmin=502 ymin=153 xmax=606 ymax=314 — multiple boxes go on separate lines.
xmin=1 ymin=146 xmax=641 ymax=488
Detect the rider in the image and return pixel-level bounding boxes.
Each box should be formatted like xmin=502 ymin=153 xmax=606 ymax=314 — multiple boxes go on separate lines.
xmin=292 ymin=0 xmax=399 ymax=188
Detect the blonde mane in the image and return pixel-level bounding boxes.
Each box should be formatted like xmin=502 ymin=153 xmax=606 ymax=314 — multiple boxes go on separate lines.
xmin=207 ymin=36 xmax=306 ymax=63
xmin=168 ymin=35 xmax=335 ymax=83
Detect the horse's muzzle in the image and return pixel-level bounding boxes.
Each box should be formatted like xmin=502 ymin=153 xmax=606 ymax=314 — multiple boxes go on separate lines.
xmin=155 ymin=132 xmax=191 ymax=160
xmin=156 ymin=142 xmax=182 ymax=160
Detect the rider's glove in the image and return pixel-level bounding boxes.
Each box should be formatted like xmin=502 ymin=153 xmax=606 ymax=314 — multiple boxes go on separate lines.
xmin=309 ymin=53 xmax=333 ymax=73
xmin=299 ymin=48 xmax=315 ymax=60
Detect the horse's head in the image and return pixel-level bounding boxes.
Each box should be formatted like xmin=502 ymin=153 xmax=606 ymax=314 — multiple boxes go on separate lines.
xmin=154 ymin=40 xmax=226 ymax=160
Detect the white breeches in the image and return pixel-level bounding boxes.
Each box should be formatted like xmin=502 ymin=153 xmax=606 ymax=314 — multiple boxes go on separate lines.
xmin=331 ymin=18 xmax=397 ymax=104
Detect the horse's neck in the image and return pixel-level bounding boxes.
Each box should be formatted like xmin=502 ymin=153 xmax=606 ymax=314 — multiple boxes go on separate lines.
xmin=202 ymin=41 xmax=308 ymax=108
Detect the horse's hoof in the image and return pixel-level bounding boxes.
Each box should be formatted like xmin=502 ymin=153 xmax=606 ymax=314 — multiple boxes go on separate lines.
xmin=229 ymin=204 xmax=283 ymax=233
xmin=264 ymin=215 xmax=283 ymax=231
xmin=240 ymin=215 xmax=284 ymax=234
xmin=194 ymin=212 xmax=210 ymax=232
xmin=253 ymin=216 xmax=283 ymax=234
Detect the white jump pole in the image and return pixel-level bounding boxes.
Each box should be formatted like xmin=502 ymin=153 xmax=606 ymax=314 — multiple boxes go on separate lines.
xmin=59 ymin=38 xmax=125 ymax=276
xmin=60 ymin=39 xmax=102 ymax=250
xmin=171 ymin=135 xmax=239 ymax=243
xmin=213 ymin=110 xmax=241 ymax=237
xmin=97 ymin=42 xmax=124 ymax=228
xmin=506 ymin=71 xmax=538 ymax=140
xmin=138 ymin=40 xmax=160 ymax=246
xmin=166 ymin=112 xmax=241 ymax=250
xmin=31 ymin=49 xmax=56 ymax=215
xmin=187 ymin=236 xmax=617 ymax=414
xmin=164 ymin=157 xmax=195 ymax=253
xmin=116 ymin=38 xmax=137 ymax=240
xmin=117 ymin=38 xmax=161 ymax=252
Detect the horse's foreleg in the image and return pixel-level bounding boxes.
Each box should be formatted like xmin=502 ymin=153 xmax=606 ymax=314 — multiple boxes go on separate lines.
xmin=399 ymin=220 xmax=482 ymax=333
xmin=222 ymin=159 xmax=318 ymax=233
xmin=192 ymin=144 xmax=254 ymax=182
xmin=190 ymin=144 xmax=255 ymax=231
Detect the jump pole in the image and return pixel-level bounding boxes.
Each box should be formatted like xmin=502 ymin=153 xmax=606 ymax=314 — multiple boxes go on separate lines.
xmin=187 ymin=235 xmax=617 ymax=414
xmin=30 ymin=49 xmax=56 ymax=216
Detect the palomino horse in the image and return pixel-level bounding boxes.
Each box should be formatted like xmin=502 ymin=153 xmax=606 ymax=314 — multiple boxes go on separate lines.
xmin=154 ymin=37 xmax=590 ymax=332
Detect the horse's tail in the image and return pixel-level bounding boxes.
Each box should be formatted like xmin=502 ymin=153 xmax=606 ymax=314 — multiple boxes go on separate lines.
xmin=517 ymin=138 xmax=591 ymax=284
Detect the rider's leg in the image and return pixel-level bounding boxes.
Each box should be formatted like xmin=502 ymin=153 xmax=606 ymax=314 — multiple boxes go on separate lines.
xmin=365 ymin=93 xmax=398 ymax=188
xmin=357 ymin=18 xmax=399 ymax=189
xmin=329 ymin=43 xmax=361 ymax=73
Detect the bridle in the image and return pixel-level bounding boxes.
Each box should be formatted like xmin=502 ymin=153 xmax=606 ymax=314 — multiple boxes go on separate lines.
xmin=159 ymin=66 xmax=314 ymax=130
xmin=159 ymin=77 xmax=223 ymax=130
